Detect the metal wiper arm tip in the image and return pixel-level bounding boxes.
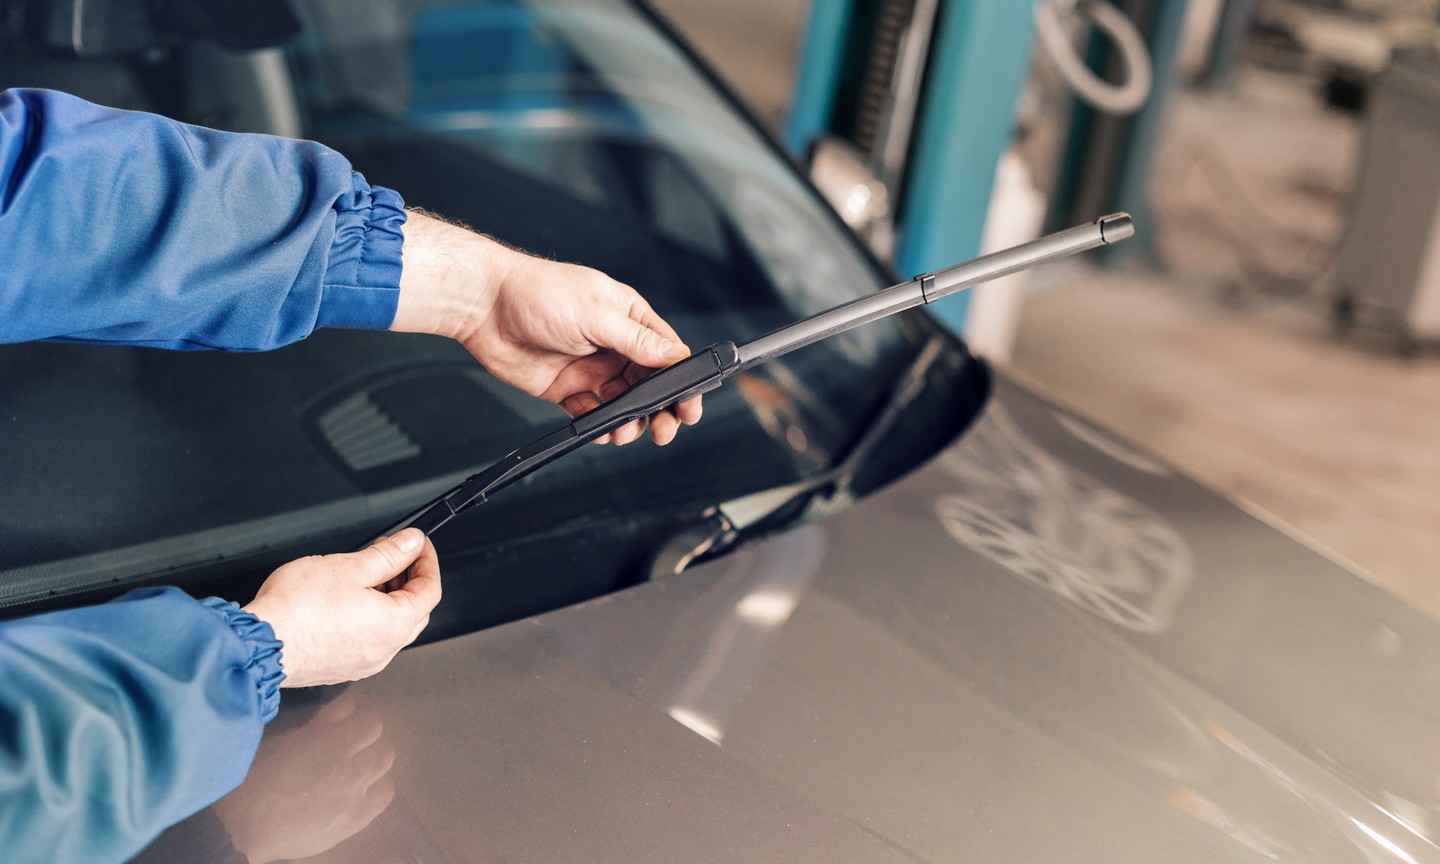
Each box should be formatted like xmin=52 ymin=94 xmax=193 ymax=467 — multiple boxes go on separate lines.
xmin=741 ymin=211 xmax=1136 ymax=370
xmin=1099 ymin=212 xmax=1136 ymax=244
xmin=921 ymin=210 xmax=1134 ymax=304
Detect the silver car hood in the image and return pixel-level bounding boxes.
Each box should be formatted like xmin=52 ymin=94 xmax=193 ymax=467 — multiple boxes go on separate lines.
xmin=141 ymin=376 xmax=1440 ymax=863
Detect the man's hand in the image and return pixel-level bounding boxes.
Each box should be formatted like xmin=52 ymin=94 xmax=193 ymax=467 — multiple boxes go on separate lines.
xmin=243 ymin=529 xmax=441 ymax=688
xmin=390 ymin=211 xmax=703 ymax=446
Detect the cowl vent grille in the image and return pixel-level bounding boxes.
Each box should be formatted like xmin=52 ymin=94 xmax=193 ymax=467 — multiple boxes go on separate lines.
xmin=318 ymin=393 xmax=422 ymax=472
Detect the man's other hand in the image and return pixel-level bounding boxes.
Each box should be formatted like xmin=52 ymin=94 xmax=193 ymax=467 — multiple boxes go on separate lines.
xmin=243 ymin=529 xmax=441 ymax=688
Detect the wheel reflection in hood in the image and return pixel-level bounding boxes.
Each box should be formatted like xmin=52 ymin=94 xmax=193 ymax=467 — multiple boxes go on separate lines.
xmin=934 ymin=401 xmax=1195 ymax=634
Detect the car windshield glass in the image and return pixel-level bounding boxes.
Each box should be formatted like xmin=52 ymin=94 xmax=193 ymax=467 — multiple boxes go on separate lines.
xmin=0 ymin=0 xmax=940 ymax=607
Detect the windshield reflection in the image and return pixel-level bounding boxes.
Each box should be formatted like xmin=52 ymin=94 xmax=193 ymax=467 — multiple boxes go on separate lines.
xmin=0 ymin=0 xmax=937 ymax=606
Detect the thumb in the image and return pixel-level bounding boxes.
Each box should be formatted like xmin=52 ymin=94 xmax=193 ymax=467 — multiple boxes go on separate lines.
xmin=349 ymin=529 xmax=426 ymax=588
xmin=590 ymin=312 xmax=689 ymax=368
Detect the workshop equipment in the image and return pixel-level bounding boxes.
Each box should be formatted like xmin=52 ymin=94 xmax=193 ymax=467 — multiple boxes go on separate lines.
xmin=1334 ymin=48 xmax=1440 ymax=349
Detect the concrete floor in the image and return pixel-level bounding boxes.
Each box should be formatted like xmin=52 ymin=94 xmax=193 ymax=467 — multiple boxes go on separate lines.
xmin=651 ymin=5 xmax=1440 ymax=621
xmin=1012 ymin=262 xmax=1440 ymax=620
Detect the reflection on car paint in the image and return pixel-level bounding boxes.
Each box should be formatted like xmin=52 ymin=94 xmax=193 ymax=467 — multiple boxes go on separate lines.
xmin=135 ymin=689 xmax=400 ymax=862
xmin=933 ymin=400 xmax=1194 ymax=633
xmin=1167 ymin=784 xmax=1285 ymax=859
xmin=1053 ymin=410 xmax=1174 ymax=477
xmin=655 ymin=526 xmax=825 ymax=745
xmin=541 ymin=446 xmax=1417 ymax=861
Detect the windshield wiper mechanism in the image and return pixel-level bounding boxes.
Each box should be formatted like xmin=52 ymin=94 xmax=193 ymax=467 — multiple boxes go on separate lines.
xmin=377 ymin=213 xmax=1136 ymax=538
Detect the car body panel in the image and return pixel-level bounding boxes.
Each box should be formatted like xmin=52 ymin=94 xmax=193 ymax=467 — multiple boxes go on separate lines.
xmin=138 ymin=375 xmax=1440 ymax=862
xmin=7 ymin=3 xmax=1434 ymax=861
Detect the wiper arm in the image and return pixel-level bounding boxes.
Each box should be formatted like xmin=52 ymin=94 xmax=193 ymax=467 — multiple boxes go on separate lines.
xmin=376 ymin=213 xmax=1135 ymax=539
xmin=650 ymin=332 xmax=952 ymax=580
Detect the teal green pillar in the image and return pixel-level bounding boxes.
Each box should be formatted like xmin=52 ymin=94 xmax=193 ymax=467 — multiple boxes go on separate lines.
xmin=893 ymin=0 xmax=1036 ymax=331
xmin=786 ymin=0 xmax=857 ymax=157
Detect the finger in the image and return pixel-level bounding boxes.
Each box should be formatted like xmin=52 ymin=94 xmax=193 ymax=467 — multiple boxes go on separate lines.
xmin=611 ymin=416 xmax=647 ymax=446
xmin=349 ymin=529 xmax=426 ymax=588
xmin=598 ymin=375 xmax=630 ymax=403
xmin=406 ymin=613 xmax=431 ymax=644
xmin=595 ymin=367 xmax=681 ymax=445
xmin=359 ymin=774 xmax=398 ymax=827
xmin=540 ymin=353 xmax=627 ymax=405
xmin=559 ymin=392 xmax=614 ymax=444
xmin=627 ymin=295 xmax=685 ymax=344
xmin=649 ymin=409 xmax=680 ymax=446
xmin=360 ymin=741 xmax=398 ymax=786
xmin=388 ymin=538 xmax=442 ymax=622
xmin=676 ymin=394 xmax=703 ymax=426
xmin=590 ymin=372 xmax=647 ymax=445
xmin=584 ymin=304 xmax=689 ymax=370
xmin=623 ymin=361 xmax=655 ymax=386
xmin=560 ymin=391 xmax=602 ymax=419
xmin=342 ymin=714 xmax=387 ymax=759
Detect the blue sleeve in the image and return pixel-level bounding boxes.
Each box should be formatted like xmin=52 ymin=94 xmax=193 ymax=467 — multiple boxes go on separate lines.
xmin=0 ymin=88 xmax=407 ymax=351
xmin=0 ymin=587 xmax=285 ymax=864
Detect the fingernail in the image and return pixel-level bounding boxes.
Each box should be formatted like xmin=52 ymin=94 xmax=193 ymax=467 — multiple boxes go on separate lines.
xmin=394 ymin=528 xmax=423 ymax=554
xmin=660 ymin=339 xmax=688 ymax=359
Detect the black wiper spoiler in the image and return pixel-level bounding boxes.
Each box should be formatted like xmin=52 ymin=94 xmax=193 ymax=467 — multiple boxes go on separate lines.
xmin=376 ymin=213 xmax=1135 ymax=540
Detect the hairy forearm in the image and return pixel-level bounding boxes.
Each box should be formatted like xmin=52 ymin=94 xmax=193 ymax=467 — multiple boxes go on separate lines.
xmin=390 ymin=210 xmax=518 ymax=341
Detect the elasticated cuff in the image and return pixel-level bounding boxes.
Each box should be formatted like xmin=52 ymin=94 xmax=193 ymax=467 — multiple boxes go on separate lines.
xmin=315 ymin=174 xmax=407 ymax=331
xmin=199 ymin=597 xmax=286 ymax=724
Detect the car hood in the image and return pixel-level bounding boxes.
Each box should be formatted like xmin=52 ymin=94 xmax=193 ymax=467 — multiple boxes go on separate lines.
xmin=141 ymin=375 xmax=1440 ymax=863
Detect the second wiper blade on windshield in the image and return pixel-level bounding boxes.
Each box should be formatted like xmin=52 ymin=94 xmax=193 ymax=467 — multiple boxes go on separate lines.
xmin=377 ymin=213 xmax=1136 ymax=539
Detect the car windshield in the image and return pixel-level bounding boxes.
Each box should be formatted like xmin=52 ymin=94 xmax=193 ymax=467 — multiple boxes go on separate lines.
xmin=0 ymin=0 xmax=971 ymax=615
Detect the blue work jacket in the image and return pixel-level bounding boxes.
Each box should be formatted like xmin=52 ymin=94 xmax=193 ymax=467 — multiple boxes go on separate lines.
xmin=0 ymin=88 xmax=408 ymax=862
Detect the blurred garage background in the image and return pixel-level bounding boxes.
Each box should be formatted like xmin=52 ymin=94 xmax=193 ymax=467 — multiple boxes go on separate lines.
xmin=650 ymin=0 xmax=1440 ymax=618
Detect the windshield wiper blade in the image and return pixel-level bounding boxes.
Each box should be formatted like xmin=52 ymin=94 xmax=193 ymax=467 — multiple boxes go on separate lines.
xmin=376 ymin=213 xmax=1135 ymax=539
